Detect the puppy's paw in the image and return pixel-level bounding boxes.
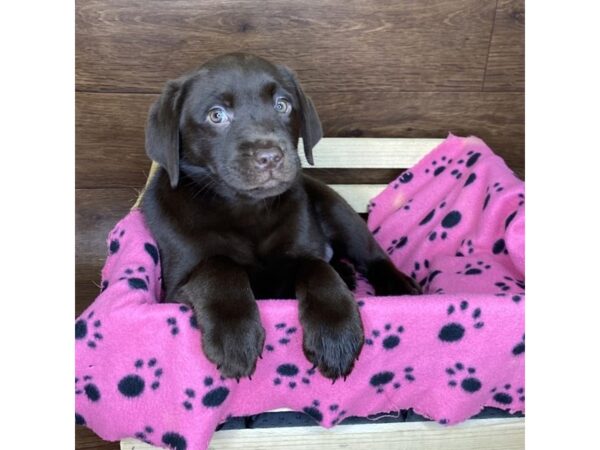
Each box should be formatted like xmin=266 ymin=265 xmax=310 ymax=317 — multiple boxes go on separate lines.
xmin=368 ymin=259 xmax=422 ymax=296
xmin=300 ymin=292 xmax=364 ymax=380
xmin=200 ymin=313 xmax=265 ymax=379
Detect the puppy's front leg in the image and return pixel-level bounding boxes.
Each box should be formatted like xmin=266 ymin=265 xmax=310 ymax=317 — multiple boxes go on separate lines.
xmin=296 ymin=258 xmax=364 ymax=380
xmin=178 ymin=256 xmax=265 ymax=379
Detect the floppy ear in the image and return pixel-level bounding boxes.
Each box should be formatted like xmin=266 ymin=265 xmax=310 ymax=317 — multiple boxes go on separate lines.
xmin=145 ymin=78 xmax=186 ymax=188
xmin=278 ymin=66 xmax=322 ymax=166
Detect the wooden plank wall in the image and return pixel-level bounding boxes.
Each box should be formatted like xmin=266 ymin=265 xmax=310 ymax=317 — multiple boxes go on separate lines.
xmin=75 ymin=1 xmax=524 ymax=448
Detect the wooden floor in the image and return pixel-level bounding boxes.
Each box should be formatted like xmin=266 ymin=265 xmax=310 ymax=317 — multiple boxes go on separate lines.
xmin=75 ymin=1 xmax=524 ymax=448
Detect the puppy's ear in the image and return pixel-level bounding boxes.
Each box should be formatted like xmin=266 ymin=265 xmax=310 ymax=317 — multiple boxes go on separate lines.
xmin=145 ymin=77 xmax=187 ymax=188
xmin=277 ymin=65 xmax=322 ymax=166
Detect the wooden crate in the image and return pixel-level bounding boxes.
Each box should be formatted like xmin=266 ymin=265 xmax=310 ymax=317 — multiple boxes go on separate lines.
xmin=122 ymin=137 xmax=524 ymax=450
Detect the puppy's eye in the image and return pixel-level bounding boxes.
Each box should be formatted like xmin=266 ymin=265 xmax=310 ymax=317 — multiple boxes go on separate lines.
xmin=207 ymin=107 xmax=230 ymax=124
xmin=274 ymin=98 xmax=291 ymax=114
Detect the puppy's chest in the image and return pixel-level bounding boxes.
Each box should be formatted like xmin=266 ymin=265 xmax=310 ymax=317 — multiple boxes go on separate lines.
xmin=216 ymin=207 xmax=325 ymax=264
xmin=239 ymin=217 xmax=324 ymax=261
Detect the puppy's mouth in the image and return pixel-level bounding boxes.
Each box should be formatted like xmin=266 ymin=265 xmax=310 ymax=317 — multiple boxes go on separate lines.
xmin=253 ymin=173 xmax=285 ymax=188
xmin=241 ymin=172 xmax=294 ymax=197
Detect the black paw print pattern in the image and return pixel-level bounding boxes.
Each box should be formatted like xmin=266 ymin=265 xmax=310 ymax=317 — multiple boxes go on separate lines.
xmin=446 ymin=362 xmax=482 ymax=393
xmin=455 ymin=238 xmax=474 ymax=257
xmin=75 ymin=310 xmax=103 ymax=349
xmin=134 ymin=426 xmax=155 ymax=444
xmin=483 ymin=186 xmax=492 ymax=210
xmin=504 ymin=210 xmax=518 ymax=230
xmin=273 ymin=363 xmax=315 ymax=389
xmin=418 ymin=200 xmax=463 ymax=242
xmin=264 ymin=322 xmax=298 ymax=352
xmin=329 ymin=403 xmax=348 ymax=426
xmin=418 ymin=200 xmax=446 ymax=227
xmin=369 ymin=371 xmax=395 ymax=394
xmin=386 ymin=235 xmax=408 ymax=255
xmin=200 ymin=375 xmax=230 ymax=408
xmin=427 ymin=210 xmax=462 ymax=242
xmin=455 ymin=260 xmax=492 ymax=276
xmin=423 ymin=151 xmax=482 ymax=182
xmin=180 ymin=376 xmax=230 ymax=410
xmin=490 ymin=384 xmax=524 ymax=405
xmin=303 ymin=400 xmax=323 ymax=423
xmin=178 ymin=305 xmax=200 ymax=331
xmin=369 ymin=367 xmax=415 ymax=394
xmin=511 ymin=294 xmax=524 ymax=303
xmin=75 ymin=375 xmax=101 ymax=402
xmin=482 ymin=181 xmax=504 ymax=211
xmin=463 ymin=172 xmax=477 ymax=187
xmin=492 ymin=238 xmax=509 ymax=255
xmin=75 ymin=413 xmax=86 ymax=425
xmin=401 ymin=198 xmax=414 ymax=211
xmin=365 ymin=323 xmax=405 ymax=350
xmin=424 ymin=155 xmax=453 ymax=177
xmin=438 ymin=300 xmax=484 ymax=343
xmin=166 ymin=317 xmax=180 ymax=336
xmin=449 ymin=167 xmax=463 ymax=180
xmin=495 ymin=276 xmax=525 ymax=294
xmin=161 ymin=432 xmax=188 ymax=450
xmin=109 ymin=228 xmax=125 ymax=255
xmin=117 ymin=358 xmax=163 ymax=398
xmin=118 ymin=266 xmax=150 ymax=291
xmin=461 ymin=151 xmax=482 ymax=169
xmin=410 ymin=259 xmax=442 ymax=292
xmin=512 ymin=334 xmax=525 ymax=356
xmin=144 ymin=242 xmax=160 ymax=265
xmin=182 ymin=388 xmax=196 ymax=411
xmin=402 ymin=366 xmax=416 ymax=382
xmin=393 ymin=170 xmax=414 ymax=188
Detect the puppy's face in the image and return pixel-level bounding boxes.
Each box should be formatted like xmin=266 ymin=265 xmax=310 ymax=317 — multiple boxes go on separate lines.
xmin=146 ymin=53 xmax=322 ymax=199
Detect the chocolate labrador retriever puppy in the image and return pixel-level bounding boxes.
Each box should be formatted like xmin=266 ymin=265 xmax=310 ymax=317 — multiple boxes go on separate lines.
xmin=141 ymin=53 xmax=419 ymax=381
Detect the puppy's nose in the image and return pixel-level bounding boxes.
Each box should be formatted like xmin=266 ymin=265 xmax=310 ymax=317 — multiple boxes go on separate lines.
xmin=254 ymin=148 xmax=283 ymax=171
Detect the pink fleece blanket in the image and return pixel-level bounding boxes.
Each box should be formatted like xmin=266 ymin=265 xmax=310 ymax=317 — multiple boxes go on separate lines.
xmin=75 ymin=135 xmax=524 ymax=450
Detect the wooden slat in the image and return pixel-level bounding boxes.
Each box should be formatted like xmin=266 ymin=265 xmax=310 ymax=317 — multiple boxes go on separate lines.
xmin=330 ymin=185 xmax=387 ymax=213
xmin=76 ymin=0 xmax=496 ymax=93
xmin=120 ymin=417 xmax=524 ymax=450
xmin=484 ymin=0 xmax=525 ymax=91
xmin=303 ymin=168 xmax=407 ymax=185
xmin=76 ymin=91 xmax=524 ymax=189
xmin=298 ymin=138 xmax=443 ymax=168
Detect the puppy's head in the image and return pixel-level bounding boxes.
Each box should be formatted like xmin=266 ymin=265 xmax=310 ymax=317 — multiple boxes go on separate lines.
xmin=145 ymin=53 xmax=322 ymax=199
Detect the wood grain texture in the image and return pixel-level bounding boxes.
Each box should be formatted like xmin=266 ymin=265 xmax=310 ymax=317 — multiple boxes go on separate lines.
xmin=76 ymin=188 xmax=139 ymax=317
xmin=77 ymin=426 xmax=120 ymax=450
xmin=76 ymin=0 xmax=496 ymax=93
xmin=76 ymin=92 xmax=155 ymax=189
xmin=76 ymin=91 xmax=524 ymax=188
xmin=484 ymin=0 xmax=525 ymax=91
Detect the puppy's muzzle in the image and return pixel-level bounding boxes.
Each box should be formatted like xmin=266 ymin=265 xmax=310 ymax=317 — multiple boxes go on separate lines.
xmin=254 ymin=147 xmax=283 ymax=171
